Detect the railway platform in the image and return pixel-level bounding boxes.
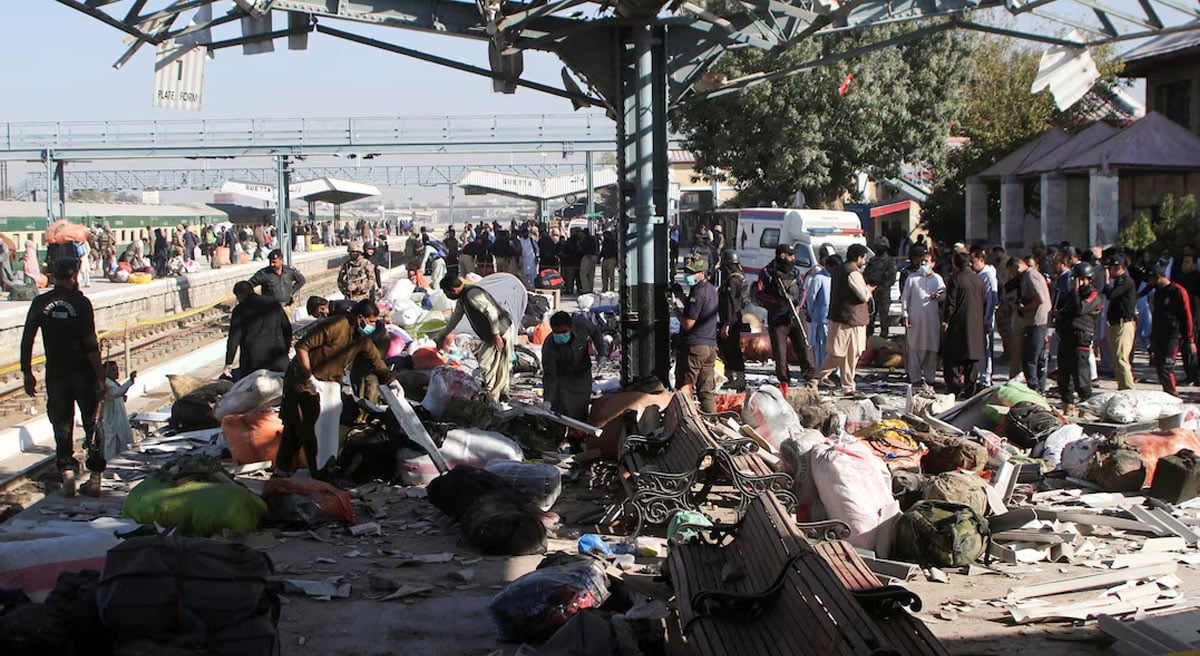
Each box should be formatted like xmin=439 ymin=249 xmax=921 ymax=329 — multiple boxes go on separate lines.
xmin=0 ymin=246 xmax=361 ymax=362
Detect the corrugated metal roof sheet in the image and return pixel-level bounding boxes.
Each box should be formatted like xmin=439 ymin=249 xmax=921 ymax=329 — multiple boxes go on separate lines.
xmin=1124 ymin=21 xmax=1200 ymax=66
xmin=1058 ymin=111 xmax=1200 ymax=172
xmin=1017 ymin=122 xmax=1120 ymax=175
xmin=977 ymin=128 xmax=1071 ymax=179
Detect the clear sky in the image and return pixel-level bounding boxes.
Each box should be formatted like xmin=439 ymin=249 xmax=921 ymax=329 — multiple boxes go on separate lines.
xmin=0 ymin=3 xmax=592 ymax=122
xmin=0 ymin=1 xmax=1189 ymax=205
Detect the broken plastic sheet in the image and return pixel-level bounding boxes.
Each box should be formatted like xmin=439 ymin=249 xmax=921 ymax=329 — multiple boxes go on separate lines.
xmin=314 ymin=380 xmax=343 ymax=471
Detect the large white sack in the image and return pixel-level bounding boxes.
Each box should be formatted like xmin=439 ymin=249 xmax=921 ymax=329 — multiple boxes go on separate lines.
xmin=211 ymin=369 xmax=285 ymax=420
xmin=1061 ymin=435 xmax=1100 ymax=479
xmin=384 ymin=278 xmax=417 ymax=306
xmin=1037 ymin=423 xmax=1085 ymax=470
xmin=448 ymin=273 xmax=528 ymax=339
xmin=741 ymin=385 xmax=808 ymax=454
xmin=391 ymin=299 xmax=425 ymax=327
xmin=398 ymin=429 xmax=523 ymax=486
xmin=1084 ymin=389 xmax=1183 ymax=423
xmin=810 ymin=439 xmax=896 ymax=551
xmin=421 ymin=366 xmax=483 ymax=419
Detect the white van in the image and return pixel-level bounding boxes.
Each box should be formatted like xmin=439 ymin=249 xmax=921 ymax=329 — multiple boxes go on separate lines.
xmin=733 ymin=208 xmax=867 ymax=280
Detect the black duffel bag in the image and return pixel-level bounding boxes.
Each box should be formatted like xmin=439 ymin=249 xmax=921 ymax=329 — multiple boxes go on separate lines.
xmin=1003 ymin=401 xmax=1063 ymax=449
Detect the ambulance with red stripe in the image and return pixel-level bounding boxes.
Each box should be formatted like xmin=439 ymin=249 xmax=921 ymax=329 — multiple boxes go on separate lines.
xmin=734 ymin=208 xmax=868 ymax=281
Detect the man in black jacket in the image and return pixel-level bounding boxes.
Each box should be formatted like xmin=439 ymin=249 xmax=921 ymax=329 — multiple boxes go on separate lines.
xmin=1103 ymin=254 xmax=1138 ymax=390
xmin=941 ymin=252 xmax=986 ymax=398
xmin=21 ymin=258 xmax=106 ymax=496
xmin=758 ymin=244 xmax=814 ymax=388
xmin=1148 ymin=265 xmax=1196 ymax=397
xmin=864 ymin=237 xmax=897 ymax=338
xmin=223 ymin=281 xmax=293 ymax=381
xmin=716 ymin=249 xmax=748 ymax=391
xmin=248 ymin=249 xmax=306 ymax=306
xmin=1056 ymin=263 xmax=1103 ymax=414
xmin=1176 ymin=254 xmax=1200 ymax=385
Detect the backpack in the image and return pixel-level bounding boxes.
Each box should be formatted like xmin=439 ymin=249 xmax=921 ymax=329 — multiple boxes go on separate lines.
xmin=169 ymin=391 xmax=223 ymax=431
xmin=524 ymin=293 xmax=552 ymax=328
xmin=893 ymin=500 xmax=989 ymax=568
xmin=97 ymin=534 xmax=280 ymax=656
xmin=8 ymin=283 xmax=38 ymax=302
xmin=1003 ymin=401 xmax=1063 ymax=449
xmin=863 ymin=254 xmax=896 ymax=288
xmin=536 ymin=269 xmax=564 ymax=290
xmin=923 ymin=470 xmax=989 ymax=516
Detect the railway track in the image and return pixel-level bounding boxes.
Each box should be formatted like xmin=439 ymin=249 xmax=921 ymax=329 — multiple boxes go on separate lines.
xmin=0 ymin=268 xmax=342 ymax=431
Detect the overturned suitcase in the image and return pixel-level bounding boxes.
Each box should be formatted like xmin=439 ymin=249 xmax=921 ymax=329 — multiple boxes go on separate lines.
xmin=1149 ymin=449 xmax=1200 ymax=504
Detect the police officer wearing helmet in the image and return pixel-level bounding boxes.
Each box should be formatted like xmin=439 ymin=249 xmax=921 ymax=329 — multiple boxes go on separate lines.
xmin=1055 ymin=262 xmax=1102 ymax=414
xmin=717 ymin=249 xmax=748 ymax=391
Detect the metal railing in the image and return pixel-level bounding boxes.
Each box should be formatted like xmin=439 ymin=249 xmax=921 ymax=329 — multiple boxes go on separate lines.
xmin=1 ymin=114 xmax=616 ymax=153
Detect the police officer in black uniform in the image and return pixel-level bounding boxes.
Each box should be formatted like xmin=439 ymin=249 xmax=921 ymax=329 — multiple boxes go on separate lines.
xmin=716 ymin=249 xmax=748 ymax=391
xmin=1055 ymin=262 xmax=1102 ymax=414
xmin=20 ymin=258 xmax=106 ymax=497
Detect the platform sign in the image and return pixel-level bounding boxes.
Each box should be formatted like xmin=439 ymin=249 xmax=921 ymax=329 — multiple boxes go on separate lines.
xmin=153 ymin=41 xmax=206 ymax=111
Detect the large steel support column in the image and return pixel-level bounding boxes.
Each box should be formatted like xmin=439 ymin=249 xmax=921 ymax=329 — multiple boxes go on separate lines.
xmin=276 ymin=155 xmax=292 ymax=266
xmin=55 ymin=162 xmax=67 ymax=221
xmin=617 ymin=24 xmax=670 ymax=388
xmin=44 ymin=151 xmax=54 ymax=223
xmin=585 ymin=150 xmax=596 ymax=230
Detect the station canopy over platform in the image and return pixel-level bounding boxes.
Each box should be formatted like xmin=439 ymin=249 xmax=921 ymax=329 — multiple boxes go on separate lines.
xmin=458 ymin=168 xmax=617 ymax=201
xmin=291 ymin=177 xmax=382 ymax=205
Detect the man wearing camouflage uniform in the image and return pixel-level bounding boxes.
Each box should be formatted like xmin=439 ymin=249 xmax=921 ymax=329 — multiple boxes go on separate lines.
xmin=338 ymin=240 xmax=377 ymax=301
xmin=94 ymin=221 xmax=116 ymax=275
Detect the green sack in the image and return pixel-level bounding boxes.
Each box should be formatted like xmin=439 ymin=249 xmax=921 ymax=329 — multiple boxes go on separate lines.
xmin=122 ymin=478 xmax=266 ymax=537
xmin=893 ymin=500 xmax=989 ymax=568
xmin=981 ymin=381 xmax=1050 ymax=424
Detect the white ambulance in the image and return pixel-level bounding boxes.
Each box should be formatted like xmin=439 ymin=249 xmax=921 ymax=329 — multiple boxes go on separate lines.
xmin=733 ymin=207 xmax=868 ymax=280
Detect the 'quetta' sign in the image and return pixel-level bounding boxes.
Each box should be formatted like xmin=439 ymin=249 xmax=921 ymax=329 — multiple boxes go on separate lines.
xmin=153 ymin=41 xmax=206 ymax=111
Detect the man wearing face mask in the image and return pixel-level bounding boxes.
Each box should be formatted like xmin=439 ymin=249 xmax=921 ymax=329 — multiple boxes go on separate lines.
xmin=542 ymin=311 xmax=608 ymax=449
xmin=900 ymin=248 xmax=944 ymax=392
xmin=677 ymin=256 xmax=719 ymax=413
xmin=275 ymin=299 xmax=398 ymax=479
xmin=433 ymin=275 xmax=514 ymax=402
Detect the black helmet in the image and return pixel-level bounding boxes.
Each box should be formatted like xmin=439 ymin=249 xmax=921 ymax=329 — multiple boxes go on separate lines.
xmin=1071 ymin=262 xmax=1094 ymax=280
xmin=720 ymin=249 xmax=740 ymax=266
xmin=1101 ymin=254 xmax=1122 ymax=268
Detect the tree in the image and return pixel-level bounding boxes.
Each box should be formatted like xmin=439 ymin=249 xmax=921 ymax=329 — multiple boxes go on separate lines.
xmin=1117 ymin=212 xmax=1156 ymax=251
xmin=921 ymin=34 xmax=1128 ymax=241
xmin=673 ymin=20 xmax=973 ymax=208
xmin=1147 ymin=194 xmax=1198 ymax=250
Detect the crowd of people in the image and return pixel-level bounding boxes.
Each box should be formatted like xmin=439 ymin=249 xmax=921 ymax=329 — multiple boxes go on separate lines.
xmin=701 ymin=230 xmax=1200 ymax=418
xmin=25 ymin=207 xmax=1200 ymax=492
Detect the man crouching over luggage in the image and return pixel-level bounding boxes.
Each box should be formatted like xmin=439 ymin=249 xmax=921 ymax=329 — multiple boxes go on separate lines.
xmin=275 ymin=299 xmax=400 ymax=481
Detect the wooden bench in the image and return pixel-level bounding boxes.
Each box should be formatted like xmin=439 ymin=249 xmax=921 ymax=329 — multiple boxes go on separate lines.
xmin=667 ymin=493 xmax=946 ymax=656
xmin=675 ymin=391 xmax=797 ymax=517
xmin=617 ymin=392 xmax=794 ymax=533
